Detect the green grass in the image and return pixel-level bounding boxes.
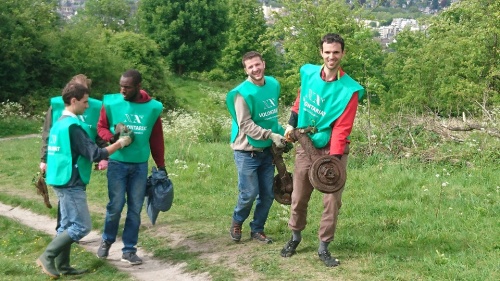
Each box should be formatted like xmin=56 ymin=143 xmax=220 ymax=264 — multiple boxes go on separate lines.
xmin=0 ymin=133 xmax=498 ymax=280
xmin=0 ymin=216 xmax=133 ymax=281
xmin=0 ymin=78 xmax=499 ymax=280
xmin=0 ymin=116 xmax=41 ymax=137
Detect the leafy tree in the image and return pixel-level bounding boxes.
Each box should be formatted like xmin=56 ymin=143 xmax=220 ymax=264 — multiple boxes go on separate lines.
xmin=268 ymin=0 xmax=385 ymax=104
xmin=138 ymin=0 xmax=228 ymax=75
xmin=383 ymin=0 xmax=500 ymax=115
xmin=74 ymin=0 xmax=134 ymax=32
xmin=0 ymin=0 xmax=59 ymax=102
xmin=214 ymin=0 xmax=268 ymax=79
xmin=107 ymin=32 xmax=177 ymax=110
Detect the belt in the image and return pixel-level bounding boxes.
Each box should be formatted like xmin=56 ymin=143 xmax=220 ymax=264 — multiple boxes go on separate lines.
xmin=235 ymin=147 xmax=270 ymax=154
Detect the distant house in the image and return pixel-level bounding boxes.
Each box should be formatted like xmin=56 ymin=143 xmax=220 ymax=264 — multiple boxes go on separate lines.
xmin=58 ymin=0 xmax=86 ymax=19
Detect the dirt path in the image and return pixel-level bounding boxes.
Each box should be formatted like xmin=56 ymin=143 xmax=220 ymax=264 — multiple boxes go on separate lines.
xmin=0 ymin=202 xmax=211 ymax=281
xmin=0 ymin=134 xmax=40 ymax=141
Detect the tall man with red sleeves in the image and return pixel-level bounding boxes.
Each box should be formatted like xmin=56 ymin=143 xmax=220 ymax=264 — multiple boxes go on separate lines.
xmin=280 ymin=33 xmax=365 ymax=267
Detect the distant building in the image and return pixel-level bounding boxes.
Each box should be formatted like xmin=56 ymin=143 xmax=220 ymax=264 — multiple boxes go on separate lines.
xmin=58 ymin=0 xmax=86 ymax=19
xmin=262 ymin=4 xmax=284 ymax=25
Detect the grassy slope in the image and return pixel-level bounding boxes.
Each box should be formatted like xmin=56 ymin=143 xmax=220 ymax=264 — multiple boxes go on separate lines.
xmin=0 ymin=75 xmax=499 ymax=280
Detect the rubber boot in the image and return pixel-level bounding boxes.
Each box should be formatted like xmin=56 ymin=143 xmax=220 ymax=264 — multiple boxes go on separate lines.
xmin=36 ymin=231 xmax=73 ymax=279
xmin=55 ymin=243 xmax=88 ymax=275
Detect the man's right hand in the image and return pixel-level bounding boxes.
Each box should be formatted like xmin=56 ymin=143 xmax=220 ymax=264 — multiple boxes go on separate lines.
xmin=270 ymin=133 xmax=285 ymax=148
xmin=39 ymin=162 xmax=47 ymax=173
xmin=284 ymin=125 xmax=295 ymax=142
xmin=117 ymin=130 xmax=134 ymax=148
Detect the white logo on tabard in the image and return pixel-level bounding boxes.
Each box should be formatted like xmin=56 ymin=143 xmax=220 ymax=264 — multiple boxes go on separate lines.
xmin=124 ymin=114 xmax=144 ymax=124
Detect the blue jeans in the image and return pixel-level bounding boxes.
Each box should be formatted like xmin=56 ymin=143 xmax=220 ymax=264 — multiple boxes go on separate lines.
xmin=232 ymin=149 xmax=275 ymax=233
xmin=102 ymin=160 xmax=148 ymax=253
xmin=54 ymin=186 xmax=91 ymax=241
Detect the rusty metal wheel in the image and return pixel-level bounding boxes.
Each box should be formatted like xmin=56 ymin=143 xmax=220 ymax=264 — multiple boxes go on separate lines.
xmin=273 ymin=173 xmax=292 ymax=205
xmin=308 ymin=155 xmax=346 ymax=193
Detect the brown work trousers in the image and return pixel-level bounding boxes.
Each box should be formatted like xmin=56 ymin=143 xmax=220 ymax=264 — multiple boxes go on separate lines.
xmin=288 ymin=143 xmax=349 ymax=242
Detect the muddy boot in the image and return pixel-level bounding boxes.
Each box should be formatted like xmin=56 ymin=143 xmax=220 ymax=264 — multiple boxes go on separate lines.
xmin=36 ymin=231 xmax=73 ymax=279
xmin=55 ymin=243 xmax=87 ymax=275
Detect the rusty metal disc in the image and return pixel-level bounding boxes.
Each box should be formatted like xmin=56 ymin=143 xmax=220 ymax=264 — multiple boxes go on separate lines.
xmin=308 ymin=155 xmax=346 ymax=193
xmin=273 ymin=173 xmax=292 ymax=205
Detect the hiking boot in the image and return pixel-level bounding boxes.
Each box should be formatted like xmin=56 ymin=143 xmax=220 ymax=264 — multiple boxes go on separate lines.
xmin=230 ymin=220 xmax=242 ymax=242
xmin=280 ymin=238 xmax=300 ymax=257
xmin=318 ymin=250 xmax=340 ymax=267
xmin=96 ymin=240 xmax=111 ymax=259
xmin=121 ymin=252 xmax=143 ymax=265
xmin=251 ymin=232 xmax=273 ymax=244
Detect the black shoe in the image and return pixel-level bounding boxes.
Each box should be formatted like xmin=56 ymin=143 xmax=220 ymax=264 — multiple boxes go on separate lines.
xmin=96 ymin=240 xmax=111 ymax=259
xmin=318 ymin=250 xmax=340 ymax=267
xmin=121 ymin=252 xmax=143 ymax=265
xmin=251 ymin=232 xmax=273 ymax=244
xmin=280 ymin=238 xmax=300 ymax=257
xmin=230 ymin=220 xmax=242 ymax=242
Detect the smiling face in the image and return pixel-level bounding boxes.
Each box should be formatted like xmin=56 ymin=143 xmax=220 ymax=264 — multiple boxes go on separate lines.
xmin=243 ymin=56 xmax=266 ymax=86
xmin=321 ymin=42 xmax=345 ymax=72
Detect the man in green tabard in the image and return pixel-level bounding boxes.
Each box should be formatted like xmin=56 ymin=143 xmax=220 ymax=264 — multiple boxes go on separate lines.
xmin=226 ymin=51 xmax=285 ymax=244
xmin=37 ymin=82 xmax=133 ymax=279
xmin=280 ymin=33 xmax=365 ymax=267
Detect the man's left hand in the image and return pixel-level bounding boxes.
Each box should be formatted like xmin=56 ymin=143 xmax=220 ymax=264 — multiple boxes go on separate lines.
xmin=97 ymin=160 xmax=108 ymax=170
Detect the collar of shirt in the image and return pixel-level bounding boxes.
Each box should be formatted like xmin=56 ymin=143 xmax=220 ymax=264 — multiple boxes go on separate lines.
xmin=320 ymin=66 xmax=344 ymax=82
xmin=61 ymin=110 xmax=77 ymax=118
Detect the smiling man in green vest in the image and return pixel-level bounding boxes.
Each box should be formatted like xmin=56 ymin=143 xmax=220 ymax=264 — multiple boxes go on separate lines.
xmin=226 ymin=51 xmax=285 ymax=244
xmin=280 ymin=33 xmax=365 ymax=267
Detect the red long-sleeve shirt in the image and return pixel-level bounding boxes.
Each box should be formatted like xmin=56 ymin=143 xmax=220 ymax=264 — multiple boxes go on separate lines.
xmin=97 ymin=90 xmax=165 ymax=167
xmin=290 ymin=67 xmax=359 ymax=155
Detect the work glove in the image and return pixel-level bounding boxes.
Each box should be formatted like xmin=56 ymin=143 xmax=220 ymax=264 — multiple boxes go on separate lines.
xmin=39 ymin=162 xmax=47 ymax=173
xmin=117 ymin=130 xmax=134 ymax=148
xmin=284 ymin=125 xmax=295 ymax=143
xmin=270 ymin=133 xmax=285 ymax=148
xmin=97 ymin=159 xmax=108 ymax=170
xmin=111 ymin=123 xmax=133 ymax=144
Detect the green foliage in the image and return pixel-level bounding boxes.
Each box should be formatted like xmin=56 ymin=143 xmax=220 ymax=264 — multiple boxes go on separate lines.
xmin=214 ymin=0 xmax=268 ymax=80
xmin=0 ymin=0 xmax=59 ymax=102
xmin=106 ymin=31 xmax=174 ymax=106
xmin=75 ymin=0 xmax=134 ymax=32
xmin=41 ymin=23 xmax=124 ymax=99
xmin=268 ymin=0 xmax=385 ymax=104
xmin=382 ymin=0 xmax=500 ymax=116
xmin=138 ymin=0 xmax=229 ymax=75
xmin=0 ymin=101 xmax=42 ymax=137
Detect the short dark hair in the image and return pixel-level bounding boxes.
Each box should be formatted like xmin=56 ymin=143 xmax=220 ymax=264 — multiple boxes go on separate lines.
xmin=61 ymin=83 xmax=89 ymax=105
xmin=242 ymin=51 xmax=263 ymax=68
xmin=320 ymin=33 xmax=345 ymax=52
xmin=122 ymin=69 xmax=142 ymax=85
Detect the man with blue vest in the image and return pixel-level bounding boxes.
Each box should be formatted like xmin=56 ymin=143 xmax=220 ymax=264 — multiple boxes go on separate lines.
xmin=280 ymin=33 xmax=365 ymax=267
xmin=226 ymin=51 xmax=285 ymax=244
xmin=96 ymin=69 xmax=165 ymax=265
xmin=37 ymin=83 xmax=133 ymax=279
